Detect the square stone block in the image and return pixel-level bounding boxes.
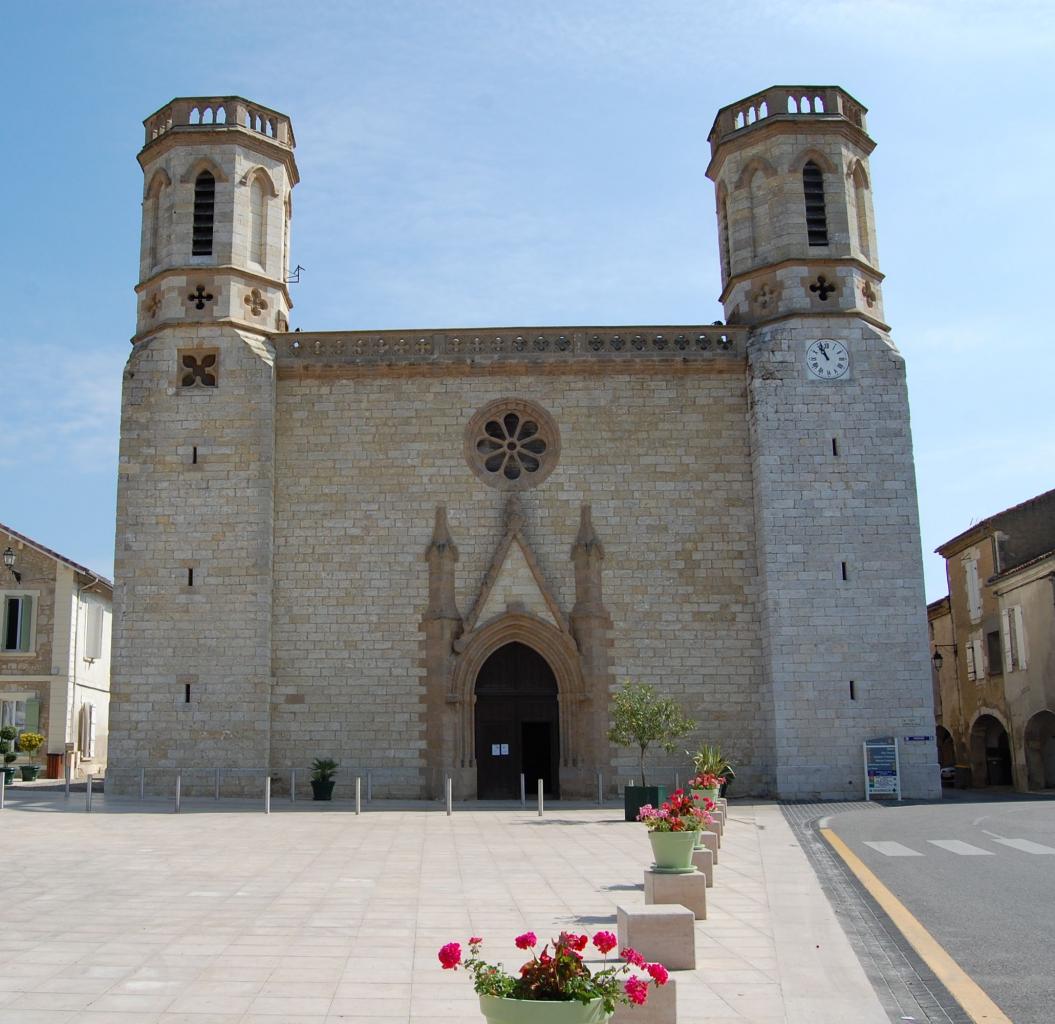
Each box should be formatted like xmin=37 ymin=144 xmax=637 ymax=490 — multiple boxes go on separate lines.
xmin=617 ymin=903 xmax=696 ymax=971
xmin=610 ymin=975 xmax=676 ymax=1023
xmin=645 ymin=867 xmax=707 ymax=920
xmin=691 ymin=846 xmax=714 ymax=886
xmin=698 ymin=828 xmax=719 ymax=863
xmin=710 ymin=814 xmax=724 ymax=836
xmin=705 ymin=820 xmax=722 ymax=845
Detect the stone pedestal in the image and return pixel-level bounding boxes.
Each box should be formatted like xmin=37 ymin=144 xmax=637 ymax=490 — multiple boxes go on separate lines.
xmin=644 ymin=868 xmax=707 ymax=919
xmin=691 ymin=846 xmax=714 ymax=886
xmin=616 ymin=904 xmax=695 ymax=970
xmin=610 ymin=976 xmax=676 ymax=1023
xmin=698 ymin=828 xmax=719 ymax=863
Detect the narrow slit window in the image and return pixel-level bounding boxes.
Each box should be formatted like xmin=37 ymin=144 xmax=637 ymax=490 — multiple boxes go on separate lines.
xmin=832 ymin=437 xmax=839 ymax=457
xmin=191 ymin=446 xmax=198 ymax=464
xmin=802 ymin=161 xmax=828 ymax=246
xmin=187 ymin=567 xmax=194 ymax=587
xmin=192 ymin=171 xmax=215 ymax=256
xmin=841 ymin=561 xmax=848 ymax=581
xmin=184 ymin=684 xmax=192 ymax=703
xmin=849 ymin=680 xmax=856 ymax=701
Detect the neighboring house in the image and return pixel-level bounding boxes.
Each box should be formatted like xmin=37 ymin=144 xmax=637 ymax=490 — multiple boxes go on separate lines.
xmin=1 ymin=522 xmax=112 ymax=779
xmin=930 ymin=489 xmax=1055 ymax=790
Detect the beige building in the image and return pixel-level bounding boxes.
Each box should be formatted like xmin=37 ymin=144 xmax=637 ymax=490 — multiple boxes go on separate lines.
xmin=1 ymin=522 xmax=113 ymax=778
xmin=109 ymin=87 xmax=941 ymax=801
xmin=930 ymin=488 xmax=1055 ymax=790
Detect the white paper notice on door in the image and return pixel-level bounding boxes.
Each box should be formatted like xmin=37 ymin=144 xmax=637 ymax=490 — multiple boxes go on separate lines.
xmin=492 ymin=744 xmax=501 ymax=756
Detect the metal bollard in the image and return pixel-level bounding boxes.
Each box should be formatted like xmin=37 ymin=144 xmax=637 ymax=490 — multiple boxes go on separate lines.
xmin=290 ymin=768 xmax=296 ymax=803
xmin=0 ymin=770 xmax=5 ymax=810
xmin=64 ymin=752 xmax=72 ymax=800
xmin=675 ymin=771 xmax=679 ymax=790
xmin=597 ymin=770 xmax=603 ymax=805
xmin=520 ymin=772 xmax=526 ymax=808
xmin=86 ymin=773 xmax=93 ymax=813
xmin=265 ymin=776 xmax=271 ymax=815
xmin=367 ymin=770 xmax=372 ymax=803
xmin=537 ymin=777 xmax=544 ymax=816
xmin=445 ymin=776 xmax=453 ymax=816
xmin=355 ymin=776 xmax=362 ymax=816
xmin=215 ymin=768 xmax=221 ymax=800
xmin=139 ymin=766 xmax=145 ymax=800
xmin=174 ymin=771 xmax=182 ymax=814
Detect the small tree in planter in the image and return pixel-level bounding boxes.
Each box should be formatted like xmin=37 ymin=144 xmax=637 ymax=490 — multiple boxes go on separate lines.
xmin=0 ymin=725 xmax=17 ymax=785
xmin=16 ymin=731 xmax=45 ymax=781
xmin=310 ymin=758 xmax=338 ymax=801
xmin=608 ymin=682 xmax=695 ymax=821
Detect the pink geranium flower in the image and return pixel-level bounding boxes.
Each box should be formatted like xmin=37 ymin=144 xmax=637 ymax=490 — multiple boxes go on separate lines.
xmin=620 ymin=946 xmax=646 ymax=968
xmin=592 ymin=930 xmax=618 ymax=954
xmin=515 ymin=931 xmax=537 ymax=949
xmin=625 ymin=976 xmax=649 ymax=1005
xmin=646 ymin=962 xmax=669 ymax=985
xmin=469 ymin=936 xmax=482 ymax=945
xmin=438 ymin=942 xmax=461 ymax=969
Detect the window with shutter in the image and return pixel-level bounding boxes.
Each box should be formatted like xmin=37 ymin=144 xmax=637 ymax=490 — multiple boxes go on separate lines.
xmin=1002 ymin=608 xmax=1016 ymax=671
xmin=964 ymin=556 xmax=982 ymax=622
xmin=2 ymin=594 xmax=34 ymax=652
xmin=1013 ymin=606 xmax=1028 ymax=670
xmin=84 ymin=601 xmax=103 ymax=661
xmin=973 ymin=635 xmax=985 ymax=682
xmin=966 ymin=641 xmax=976 ymax=680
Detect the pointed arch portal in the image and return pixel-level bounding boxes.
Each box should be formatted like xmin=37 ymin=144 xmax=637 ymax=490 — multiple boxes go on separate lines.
xmin=474 ymin=641 xmax=560 ymax=799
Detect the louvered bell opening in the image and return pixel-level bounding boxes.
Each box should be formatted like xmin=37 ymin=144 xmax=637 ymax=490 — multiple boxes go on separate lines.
xmin=192 ymin=172 xmax=215 ymax=256
xmin=802 ymin=162 xmax=828 ymax=246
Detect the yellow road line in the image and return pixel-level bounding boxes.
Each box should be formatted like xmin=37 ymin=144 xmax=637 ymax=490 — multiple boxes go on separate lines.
xmin=820 ymin=828 xmax=1012 ymax=1024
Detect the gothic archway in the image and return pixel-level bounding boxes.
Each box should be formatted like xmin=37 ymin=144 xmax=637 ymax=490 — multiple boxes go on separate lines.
xmin=969 ymin=713 xmax=1013 ymax=787
xmin=474 ymin=642 xmax=559 ymax=799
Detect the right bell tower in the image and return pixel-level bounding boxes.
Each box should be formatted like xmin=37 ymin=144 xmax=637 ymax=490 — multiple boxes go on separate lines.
xmin=708 ymin=86 xmax=941 ymax=800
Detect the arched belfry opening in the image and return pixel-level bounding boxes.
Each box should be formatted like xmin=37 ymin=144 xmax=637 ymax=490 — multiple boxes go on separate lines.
xmin=474 ymin=642 xmax=560 ymax=799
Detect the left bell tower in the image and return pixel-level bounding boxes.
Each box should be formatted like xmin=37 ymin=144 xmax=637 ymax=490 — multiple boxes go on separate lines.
xmin=110 ymin=98 xmax=298 ymax=792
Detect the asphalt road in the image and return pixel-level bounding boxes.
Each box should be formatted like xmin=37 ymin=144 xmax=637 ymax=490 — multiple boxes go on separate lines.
xmin=826 ymin=790 xmax=1055 ymax=1024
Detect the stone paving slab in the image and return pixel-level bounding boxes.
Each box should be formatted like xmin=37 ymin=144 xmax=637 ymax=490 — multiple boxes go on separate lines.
xmin=0 ymin=792 xmax=888 ymax=1022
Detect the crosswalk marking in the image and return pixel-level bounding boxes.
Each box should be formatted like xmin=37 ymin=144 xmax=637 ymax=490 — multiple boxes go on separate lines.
xmin=926 ymin=840 xmax=993 ymax=856
xmin=863 ymin=841 xmax=922 ymax=857
xmin=987 ymin=836 xmax=1055 ymax=855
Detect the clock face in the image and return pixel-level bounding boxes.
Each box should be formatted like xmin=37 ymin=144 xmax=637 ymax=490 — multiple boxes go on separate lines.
xmin=805 ymin=339 xmax=849 ymax=380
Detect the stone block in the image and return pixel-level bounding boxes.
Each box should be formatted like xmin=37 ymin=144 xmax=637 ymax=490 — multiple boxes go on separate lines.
xmin=617 ymin=903 xmax=696 ymax=971
xmin=691 ymin=846 xmax=714 ymax=886
xmin=697 ymin=829 xmax=719 ymax=863
xmin=610 ymin=976 xmax=676 ymax=1023
xmin=644 ymin=867 xmax=707 ymax=919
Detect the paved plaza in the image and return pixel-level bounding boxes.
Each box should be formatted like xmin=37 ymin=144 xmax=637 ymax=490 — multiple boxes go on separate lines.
xmin=0 ymin=790 xmax=888 ymax=1023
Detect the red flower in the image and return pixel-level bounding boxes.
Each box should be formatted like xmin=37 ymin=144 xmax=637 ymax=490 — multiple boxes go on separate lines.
xmin=560 ymin=932 xmax=588 ymax=952
xmin=438 ymin=942 xmax=461 ymax=970
xmin=592 ymin=930 xmax=618 ymax=954
xmin=646 ymin=962 xmax=669 ymax=985
xmin=515 ymin=931 xmax=537 ymax=949
xmin=469 ymin=936 xmax=483 ymax=945
xmin=621 ymin=946 xmax=646 ymax=968
xmin=625 ymin=977 xmax=649 ymax=1005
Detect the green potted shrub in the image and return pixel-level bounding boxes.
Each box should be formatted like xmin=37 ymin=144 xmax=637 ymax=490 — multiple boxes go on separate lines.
xmin=689 ymin=743 xmax=735 ymax=799
xmin=310 ymin=758 xmax=338 ymax=801
xmin=16 ymin=731 xmax=45 ymax=781
xmin=607 ymin=681 xmax=695 ymax=821
xmin=0 ymin=725 xmax=17 ymax=785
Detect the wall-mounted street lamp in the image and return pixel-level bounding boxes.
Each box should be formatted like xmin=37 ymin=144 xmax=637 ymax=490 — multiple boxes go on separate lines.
xmin=931 ymin=644 xmax=957 ymax=672
xmin=2 ymin=547 xmax=21 ymax=584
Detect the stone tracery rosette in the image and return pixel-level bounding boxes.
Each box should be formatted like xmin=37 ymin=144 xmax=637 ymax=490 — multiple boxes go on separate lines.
xmin=464 ymin=398 xmax=560 ymax=491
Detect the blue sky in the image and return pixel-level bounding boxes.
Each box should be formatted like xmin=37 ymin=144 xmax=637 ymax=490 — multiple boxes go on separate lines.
xmin=3 ymin=1 xmax=1053 ymax=601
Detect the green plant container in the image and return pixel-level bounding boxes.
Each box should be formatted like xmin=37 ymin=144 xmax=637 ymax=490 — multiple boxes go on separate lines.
xmin=311 ymin=779 xmax=335 ymax=801
xmin=648 ymin=830 xmax=696 ymax=872
xmin=20 ymin=764 xmax=41 ymax=782
xmin=479 ymin=994 xmax=610 ymax=1023
xmin=623 ymin=784 xmax=668 ymax=822
xmin=1 ymin=767 xmax=15 ymax=786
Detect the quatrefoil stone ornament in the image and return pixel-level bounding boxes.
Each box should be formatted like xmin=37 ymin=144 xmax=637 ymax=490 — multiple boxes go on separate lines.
xmin=810 ymin=275 xmax=837 ymax=301
xmin=188 ymin=285 xmax=214 ymax=310
xmin=146 ymin=292 xmax=162 ymax=318
xmin=244 ymin=288 xmax=268 ymax=316
xmin=862 ymin=280 xmax=877 ymax=308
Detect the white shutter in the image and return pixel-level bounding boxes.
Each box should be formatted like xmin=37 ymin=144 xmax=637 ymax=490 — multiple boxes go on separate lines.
xmin=965 ymin=558 xmax=982 ymax=622
xmin=1001 ymin=609 xmax=1013 ymax=672
xmin=1014 ymin=606 xmax=1028 ymax=670
xmin=84 ymin=602 xmax=103 ymax=660
xmin=966 ymin=641 xmax=976 ymax=680
xmin=973 ymin=635 xmax=985 ymax=680
xmin=87 ymin=705 xmax=97 ymax=758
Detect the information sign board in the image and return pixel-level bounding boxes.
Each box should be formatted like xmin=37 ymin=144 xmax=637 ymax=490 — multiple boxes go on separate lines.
xmin=863 ymin=736 xmax=901 ymax=801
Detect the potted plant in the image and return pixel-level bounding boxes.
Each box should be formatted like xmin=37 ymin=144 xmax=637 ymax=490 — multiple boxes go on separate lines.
xmin=637 ymin=789 xmax=713 ymax=872
xmin=0 ymin=725 xmax=16 ymax=785
xmin=689 ymin=743 xmax=734 ymax=800
xmin=438 ymin=929 xmax=669 ymax=1022
xmin=607 ymin=681 xmax=695 ymax=821
xmin=310 ymin=758 xmax=338 ymax=800
xmin=15 ymin=730 xmax=45 ymax=782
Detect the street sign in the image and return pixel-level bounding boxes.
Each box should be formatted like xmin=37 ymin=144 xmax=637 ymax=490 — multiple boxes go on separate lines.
xmin=864 ymin=736 xmax=901 ymax=801
xmin=903 ymin=735 xmax=932 ymax=742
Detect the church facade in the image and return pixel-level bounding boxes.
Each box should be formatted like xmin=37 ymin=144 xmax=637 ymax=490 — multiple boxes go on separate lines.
xmin=109 ymin=86 xmax=941 ymax=800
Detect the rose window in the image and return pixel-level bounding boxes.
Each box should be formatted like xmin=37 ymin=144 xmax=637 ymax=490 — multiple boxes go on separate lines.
xmin=465 ymin=399 xmax=560 ymax=491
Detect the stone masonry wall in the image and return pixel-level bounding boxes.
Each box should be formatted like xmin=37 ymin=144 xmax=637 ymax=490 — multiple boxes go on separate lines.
xmin=271 ymin=364 xmax=772 ymax=796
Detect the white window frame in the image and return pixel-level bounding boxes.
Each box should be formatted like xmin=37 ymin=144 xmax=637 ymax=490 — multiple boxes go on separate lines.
xmin=1 ymin=699 xmax=27 ymax=731
xmin=1 ymin=590 xmax=39 ymax=655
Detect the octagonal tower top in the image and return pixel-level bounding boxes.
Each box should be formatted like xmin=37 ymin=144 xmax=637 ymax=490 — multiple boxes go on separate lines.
xmin=142 ymin=96 xmax=295 ymax=152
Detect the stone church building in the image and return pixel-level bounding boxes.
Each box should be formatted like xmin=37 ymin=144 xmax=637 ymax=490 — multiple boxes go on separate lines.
xmin=110 ymin=86 xmax=941 ymax=800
